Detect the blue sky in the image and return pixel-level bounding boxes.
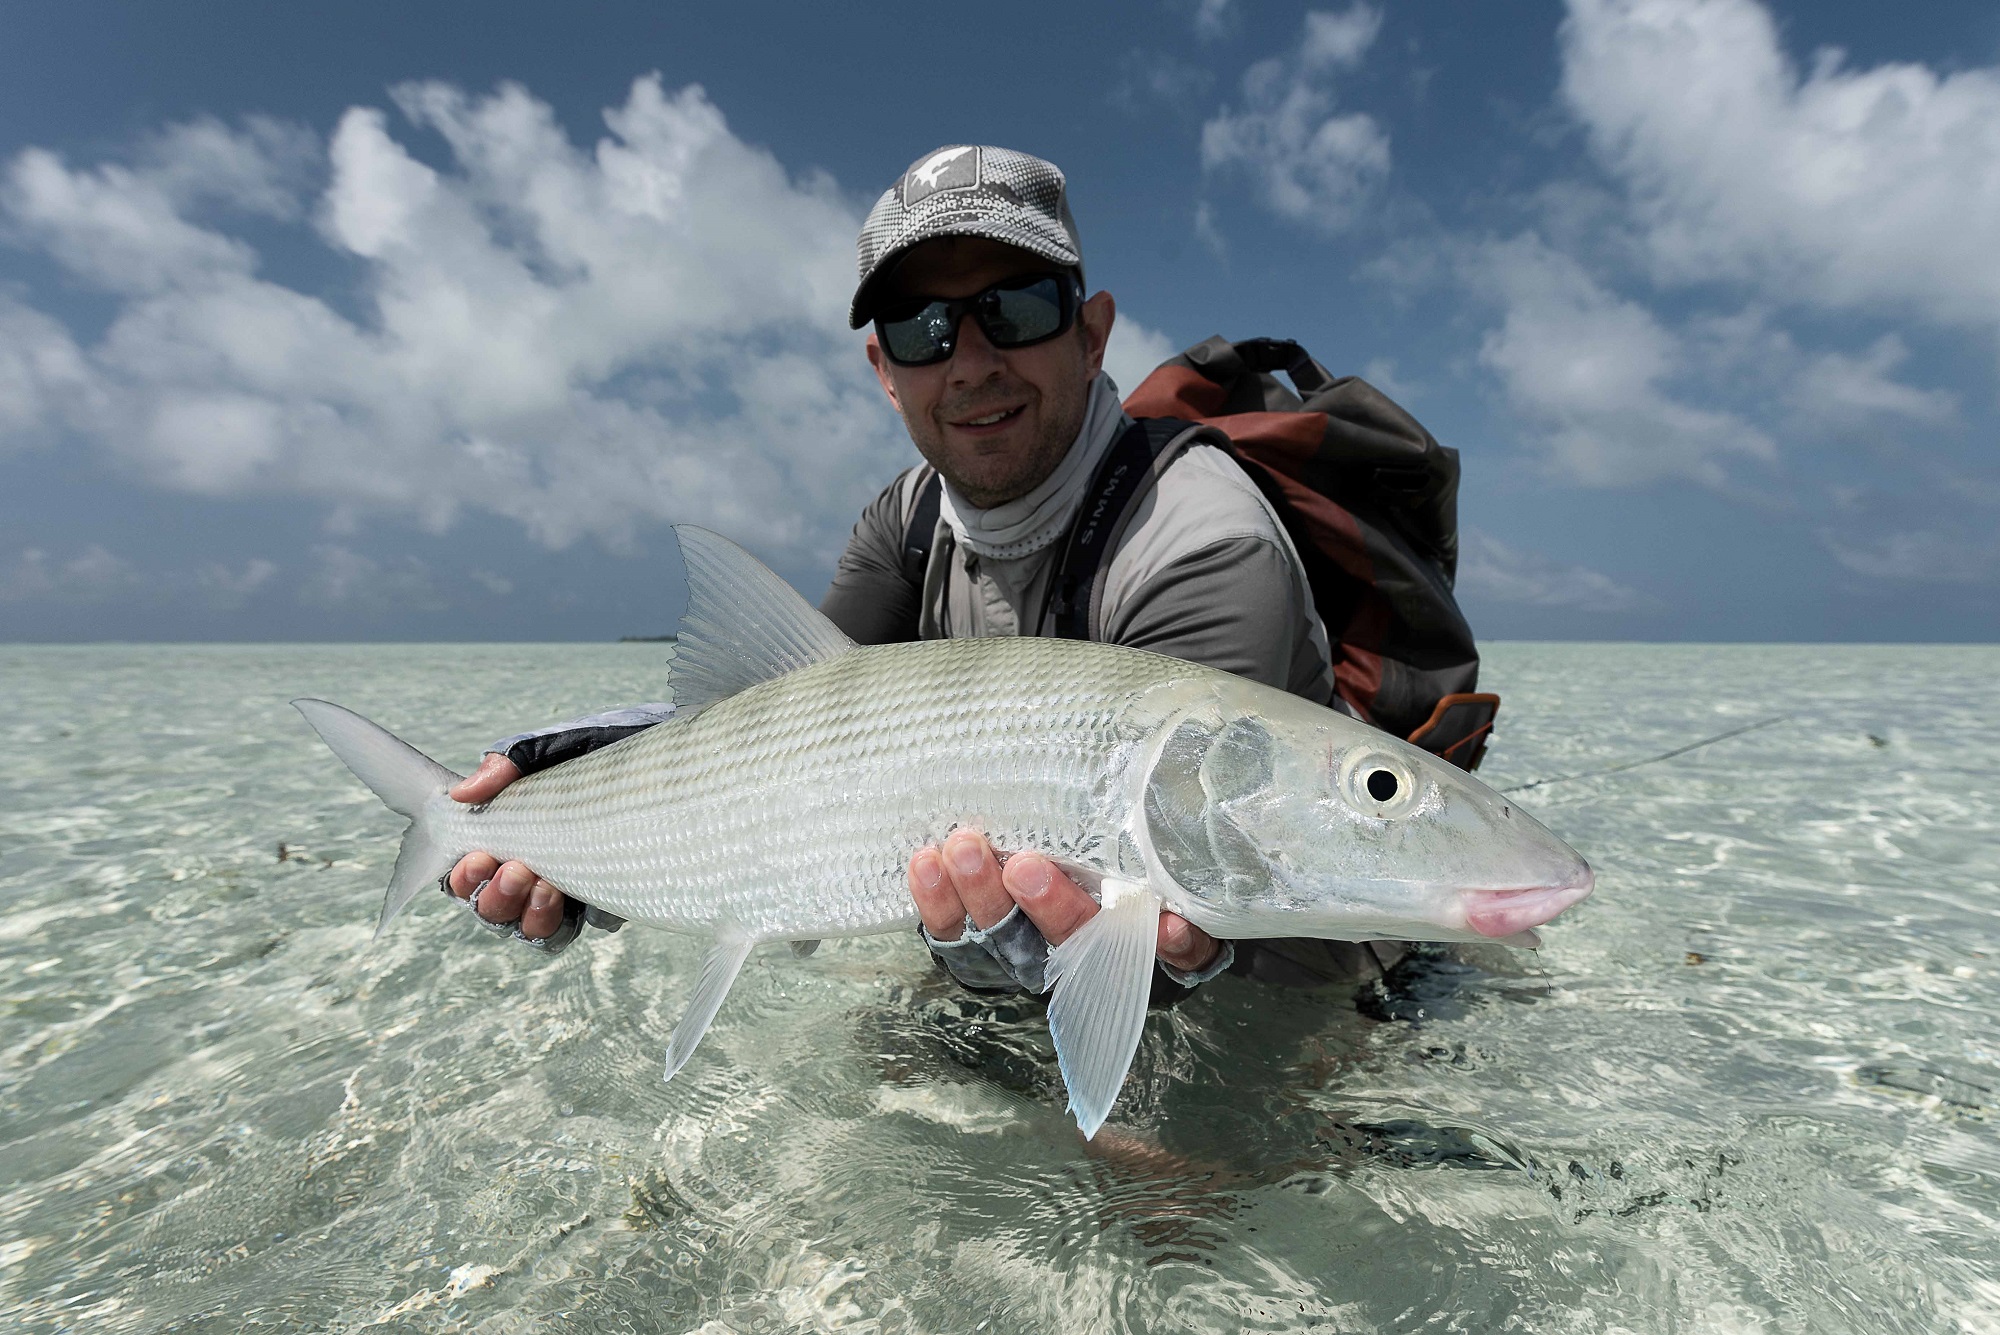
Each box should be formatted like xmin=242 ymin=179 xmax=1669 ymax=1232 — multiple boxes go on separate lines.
xmin=2 ymin=0 xmax=1996 ymax=642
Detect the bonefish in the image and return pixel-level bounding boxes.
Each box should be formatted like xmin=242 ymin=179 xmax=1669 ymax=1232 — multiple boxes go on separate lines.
xmin=296 ymin=526 xmax=1593 ymax=1137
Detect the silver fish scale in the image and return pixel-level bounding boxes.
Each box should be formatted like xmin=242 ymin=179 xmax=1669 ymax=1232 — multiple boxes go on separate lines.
xmin=436 ymin=637 xmax=1198 ymax=941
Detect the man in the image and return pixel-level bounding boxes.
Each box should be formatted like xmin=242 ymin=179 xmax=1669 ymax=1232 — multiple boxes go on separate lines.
xmin=444 ymin=145 xmax=1393 ymax=994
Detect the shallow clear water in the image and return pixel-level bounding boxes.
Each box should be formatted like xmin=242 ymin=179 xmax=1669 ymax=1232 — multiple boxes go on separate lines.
xmin=1 ymin=642 xmax=1996 ymax=1334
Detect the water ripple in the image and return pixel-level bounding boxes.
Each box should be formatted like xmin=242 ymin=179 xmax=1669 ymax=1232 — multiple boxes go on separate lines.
xmin=1 ymin=643 xmax=1998 ymax=1332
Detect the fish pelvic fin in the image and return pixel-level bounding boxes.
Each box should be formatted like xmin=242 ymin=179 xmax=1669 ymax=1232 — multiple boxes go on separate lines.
xmin=292 ymin=699 xmax=464 ymax=942
xmin=1044 ymin=877 xmax=1163 ymax=1140
xmin=664 ymin=926 xmax=754 ymax=1082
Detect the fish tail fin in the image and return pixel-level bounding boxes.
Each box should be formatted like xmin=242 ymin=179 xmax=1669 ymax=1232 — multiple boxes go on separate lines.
xmin=292 ymin=698 xmax=464 ymax=941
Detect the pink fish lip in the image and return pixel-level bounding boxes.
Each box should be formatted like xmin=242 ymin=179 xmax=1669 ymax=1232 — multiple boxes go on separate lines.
xmin=1463 ymin=868 xmax=1596 ymax=939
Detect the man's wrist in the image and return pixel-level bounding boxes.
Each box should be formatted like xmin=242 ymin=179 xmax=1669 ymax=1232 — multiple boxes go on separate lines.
xmin=488 ymin=703 xmax=676 ymax=776
xmin=1159 ymin=940 xmax=1235 ymax=987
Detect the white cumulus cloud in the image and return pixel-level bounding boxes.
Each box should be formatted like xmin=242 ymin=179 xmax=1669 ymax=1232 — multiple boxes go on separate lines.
xmin=1103 ymin=316 xmax=1180 ymax=398
xmin=1471 ymin=235 xmax=1776 ymax=487
xmin=0 ymin=76 xmax=911 ymax=569
xmin=1822 ymin=527 xmax=2000 ymax=585
xmin=0 ymin=545 xmax=276 ymax=609
xmin=1786 ymin=334 xmax=1958 ymax=431
xmin=1457 ymin=530 xmax=1650 ymax=613
xmin=0 ymin=546 xmax=142 ymax=604
xmin=299 ymin=544 xmax=447 ymax=612
xmin=0 ymin=299 xmax=91 ymax=443
xmin=1201 ymin=5 xmax=1391 ymax=234
xmin=1188 ymin=0 xmax=1235 ymax=41
xmin=1561 ymin=0 xmax=2000 ymax=331
xmin=193 ymin=556 xmax=280 ymax=609
xmin=1424 ymin=0 xmax=1988 ymax=503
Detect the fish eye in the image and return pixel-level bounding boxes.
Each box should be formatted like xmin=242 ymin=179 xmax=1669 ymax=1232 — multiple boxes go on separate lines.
xmin=1336 ymin=749 xmax=1421 ymax=819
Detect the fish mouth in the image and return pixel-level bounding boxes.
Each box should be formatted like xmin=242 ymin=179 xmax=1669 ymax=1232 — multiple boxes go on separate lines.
xmin=1462 ymin=868 xmax=1596 ymax=939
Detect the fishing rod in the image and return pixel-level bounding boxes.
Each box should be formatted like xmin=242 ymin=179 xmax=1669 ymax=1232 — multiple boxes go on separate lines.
xmin=1499 ymin=715 xmax=1792 ymax=795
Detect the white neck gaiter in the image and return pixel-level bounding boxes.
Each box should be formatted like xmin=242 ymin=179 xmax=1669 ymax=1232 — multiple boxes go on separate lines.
xmin=939 ymin=373 xmax=1129 ymax=561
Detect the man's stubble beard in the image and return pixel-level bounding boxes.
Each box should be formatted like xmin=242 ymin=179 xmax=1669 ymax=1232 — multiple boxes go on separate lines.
xmin=908 ymin=370 xmax=1090 ymax=510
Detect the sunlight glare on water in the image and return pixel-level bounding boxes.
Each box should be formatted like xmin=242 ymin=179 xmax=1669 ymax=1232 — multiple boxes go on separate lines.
xmin=1 ymin=643 xmax=1996 ymax=1333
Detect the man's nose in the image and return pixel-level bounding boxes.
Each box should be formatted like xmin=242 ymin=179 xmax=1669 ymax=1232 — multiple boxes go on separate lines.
xmin=944 ymin=312 xmax=1006 ymax=383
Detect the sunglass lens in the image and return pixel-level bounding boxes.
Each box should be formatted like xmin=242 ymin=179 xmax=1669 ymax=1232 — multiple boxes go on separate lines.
xmin=881 ymin=301 xmax=954 ymax=365
xmin=980 ymin=277 xmax=1065 ymax=347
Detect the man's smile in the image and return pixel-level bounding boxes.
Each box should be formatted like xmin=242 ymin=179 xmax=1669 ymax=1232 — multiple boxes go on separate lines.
xmin=944 ymin=402 xmax=1027 ymax=436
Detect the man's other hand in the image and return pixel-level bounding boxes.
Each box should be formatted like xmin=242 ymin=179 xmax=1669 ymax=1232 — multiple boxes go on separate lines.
xmin=445 ymin=754 xmax=570 ymax=941
xmin=909 ymin=829 xmax=1220 ymax=977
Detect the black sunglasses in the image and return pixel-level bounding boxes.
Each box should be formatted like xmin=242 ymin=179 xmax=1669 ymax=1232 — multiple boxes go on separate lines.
xmin=874 ymin=272 xmax=1083 ymax=367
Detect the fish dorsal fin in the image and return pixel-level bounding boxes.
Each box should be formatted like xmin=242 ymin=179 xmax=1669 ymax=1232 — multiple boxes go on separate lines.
xmin=669 ymin=525 xmax=857 ymax=716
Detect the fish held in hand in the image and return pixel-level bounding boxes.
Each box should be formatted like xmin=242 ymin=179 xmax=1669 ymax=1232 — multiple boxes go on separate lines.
xmin=295 ymin=526 xmax=1592 ymax=1139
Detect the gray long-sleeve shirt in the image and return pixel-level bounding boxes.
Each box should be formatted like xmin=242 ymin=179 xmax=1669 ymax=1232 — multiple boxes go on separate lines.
xmin=822 ymin=442 xmax=1337 ymax=708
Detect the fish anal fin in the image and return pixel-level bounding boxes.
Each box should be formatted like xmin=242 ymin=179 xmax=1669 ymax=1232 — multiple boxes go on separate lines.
xmin=789 ymin=939 xmax=821 ymax=958
xmin=1043 ymin=876 xmax=1162 ymax=1140
xmin=669 ymin=526 xmax=857 ymax=716
xmin=663 ymin=927 xmax=754 ymax=1082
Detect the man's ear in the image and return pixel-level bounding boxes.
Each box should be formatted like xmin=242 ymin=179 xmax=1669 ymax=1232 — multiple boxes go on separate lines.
xmin=1079 ymin=290 xmax=1116 ymax=377
xmin=864 ymin=332 xmax=904 ymax=411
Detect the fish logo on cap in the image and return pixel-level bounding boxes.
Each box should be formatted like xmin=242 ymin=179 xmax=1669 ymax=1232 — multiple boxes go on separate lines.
xmin=902 ymin=146 xmax=980 ymax=205
xmin=850 ymin=144 xmax=1082 ymax=329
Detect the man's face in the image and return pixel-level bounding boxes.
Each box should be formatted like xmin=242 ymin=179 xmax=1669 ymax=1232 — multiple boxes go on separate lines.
xmin=865 ymin=237 xmax=1116 ymax=509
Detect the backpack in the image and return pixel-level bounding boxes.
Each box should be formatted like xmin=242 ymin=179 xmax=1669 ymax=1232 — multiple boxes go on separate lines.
xmin=902 ymin=335 xmax=1499 ymax=771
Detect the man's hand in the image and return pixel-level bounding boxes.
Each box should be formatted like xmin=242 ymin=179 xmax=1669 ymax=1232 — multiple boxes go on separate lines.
xmin=444 ymin=753 xmax=570 ymax=941
xmin=909 ymin=829 xmax=1220 ymax=978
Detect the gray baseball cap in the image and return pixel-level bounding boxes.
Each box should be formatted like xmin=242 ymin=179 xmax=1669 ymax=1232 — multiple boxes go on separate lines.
xmin=848 ymin=145 xmax=1084 ymax=330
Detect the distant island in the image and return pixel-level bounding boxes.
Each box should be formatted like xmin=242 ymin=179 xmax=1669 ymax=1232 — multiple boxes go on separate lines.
xmin=618 ymin=635 xmax=676 ymax=642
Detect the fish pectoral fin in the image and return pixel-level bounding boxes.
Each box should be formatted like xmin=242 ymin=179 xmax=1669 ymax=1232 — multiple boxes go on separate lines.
xmin=663 ymin=927 xmax=755 ymax=1083
xmin=1043 ymin=876 xmax=1163 ymax=1141
xmin=789 ymin=939 xmax=821 ymax=958
xmin=1043 ymin=856 xmax=1104 ymax=899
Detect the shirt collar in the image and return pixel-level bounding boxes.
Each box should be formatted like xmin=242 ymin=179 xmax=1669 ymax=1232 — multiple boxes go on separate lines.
xmin=939 ymin=373 xmax=1129 ymax=561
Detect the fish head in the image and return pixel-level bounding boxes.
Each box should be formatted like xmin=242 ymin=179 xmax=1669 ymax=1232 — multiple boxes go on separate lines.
xmin=1135 ymin=685 xmax=1593 ymax=946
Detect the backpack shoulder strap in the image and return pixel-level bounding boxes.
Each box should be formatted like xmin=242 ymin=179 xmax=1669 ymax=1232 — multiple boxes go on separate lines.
xmin=900 ymin=466 xmax=942 ymax=589
xmin=1046 ymin=418 xmax=1221 ymax=639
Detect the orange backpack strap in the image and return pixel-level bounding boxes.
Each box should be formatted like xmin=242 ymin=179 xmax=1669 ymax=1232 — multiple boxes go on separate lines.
xmin=1405 ymin=692 xmax=1501 ymax=771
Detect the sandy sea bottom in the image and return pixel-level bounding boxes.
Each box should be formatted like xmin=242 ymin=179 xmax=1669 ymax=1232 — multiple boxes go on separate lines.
xmin=1 ymin=642 xmax=1996 ymax=1334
